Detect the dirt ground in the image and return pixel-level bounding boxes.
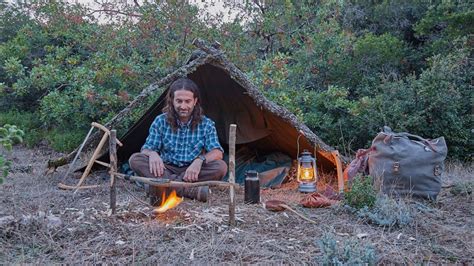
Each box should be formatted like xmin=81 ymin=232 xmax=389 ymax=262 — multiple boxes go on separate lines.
xmin=1 ymin=145 xmax=472 ymax=264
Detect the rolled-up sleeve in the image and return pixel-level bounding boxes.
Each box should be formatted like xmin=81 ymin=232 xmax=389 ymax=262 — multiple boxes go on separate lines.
xmin=141 ymin=117 xmax=162 ymax=152
xmin=204 ymin=120 xmax=223 ymax=153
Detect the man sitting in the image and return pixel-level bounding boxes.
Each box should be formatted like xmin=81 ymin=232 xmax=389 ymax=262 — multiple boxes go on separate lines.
xmin=129 ymin=77 xmax=227 ymax=202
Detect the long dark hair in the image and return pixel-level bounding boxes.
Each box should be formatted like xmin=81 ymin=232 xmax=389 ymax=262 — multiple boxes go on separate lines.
xmin=163 ymin=77 xmax=203 ymax=132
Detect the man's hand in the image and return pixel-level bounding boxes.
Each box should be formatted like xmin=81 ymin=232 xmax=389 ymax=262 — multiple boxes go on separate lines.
xmin=183 ymin=159 xmax=203 ymax=182
xmin=144 ymin=150 xmax=164 ymax=177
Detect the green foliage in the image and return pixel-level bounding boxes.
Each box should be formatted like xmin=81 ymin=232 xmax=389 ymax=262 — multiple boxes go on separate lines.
xmin=46 ymin=128 xmax=84 ymax=153
xmin=357 ymin=195 xmax=413 ymax=227
xmin=251 ymin=53 xmax=305 ymax=119
xmin=316 ymin=232 xmax=377 ymax=265
xmin=0 ymin=1 xmax=32 ymax=43
xmin=0 ymin=110 xmax=43 ymax=147
xmin=372 ymin=47 xmax=473 ymax=159
xmin=344 ymin=175 xmax=377 ymax=209
xmin=0 ymin=155 xmax=8 ymax=183
xmin=0 ymin=124 xmax=24 ymax=150
xmin=351 ymin=33 xmax=408 ymax=89
xmin=342 ymin=0 xmax=430 ymax=39
xmin=450 ymin=181 xmax=473 ymax=196
xmin=414 ymin=1 xmax=473 ymax=56
xmin=0 ymin=110 xmax=83 ymax=151
xmin=0 ymin=124 xmax=24 ymax=183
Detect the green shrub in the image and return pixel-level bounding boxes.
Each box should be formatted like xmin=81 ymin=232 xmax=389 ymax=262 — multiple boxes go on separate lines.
xmin=46 ymin=128 xmax=84 ymax=153
xmin=344 ymin=175 xmax=377 ymax=209
xmin=306 ymin=45 xmax=473 ymax=159
xmin=357 ymin=195 xmax=413 ymax=227
xmin=0 ymin=110 xmax=43 ymax=147
xmin=0 ymin=124 xmax=24 ymax=182
xmin=450 ymin=181 xmax=473 ymax=196
xmin=351 ymin=33 xmax=408 ymax=89
xmin=316 ymin=232 xmax=377 ymax=265
xmin=0 ymin=110 xmax=84 ymax=152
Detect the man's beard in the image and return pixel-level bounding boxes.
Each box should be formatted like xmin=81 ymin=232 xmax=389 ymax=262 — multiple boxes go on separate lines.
xmin=176 ymin=109 xmax=193 ymax=119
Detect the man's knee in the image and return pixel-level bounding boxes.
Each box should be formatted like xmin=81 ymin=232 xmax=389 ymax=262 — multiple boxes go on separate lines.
xmin=212 ymin=159 xmax=228 ymax=179
xmin=129 ymin=152 xmax=148 ymax=171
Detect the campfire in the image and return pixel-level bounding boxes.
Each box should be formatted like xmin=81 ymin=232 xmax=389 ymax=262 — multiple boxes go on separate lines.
xmin=153 ymin=190 xmax=183 ymax=214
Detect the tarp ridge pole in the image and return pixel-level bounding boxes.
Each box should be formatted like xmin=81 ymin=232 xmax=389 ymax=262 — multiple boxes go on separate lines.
xmin=109 ymin=129 xmax=117 ymax=214
xmin=228 ymin=124 xmax=237 ymax=226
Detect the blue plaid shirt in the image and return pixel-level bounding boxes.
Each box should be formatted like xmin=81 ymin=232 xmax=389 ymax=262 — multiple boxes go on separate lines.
xmin=141 ymin=113 xmax=224 ymax=167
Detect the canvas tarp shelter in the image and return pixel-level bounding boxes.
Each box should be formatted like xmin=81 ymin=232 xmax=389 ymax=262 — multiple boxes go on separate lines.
xmin=49 ymin=39 xmax=347 ymax=181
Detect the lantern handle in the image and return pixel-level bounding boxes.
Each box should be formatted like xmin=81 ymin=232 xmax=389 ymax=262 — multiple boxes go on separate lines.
xmin=296 ymin=130 xmax=304 ymax=160
xmin=297 ymin=130 xmax=318 ymax=160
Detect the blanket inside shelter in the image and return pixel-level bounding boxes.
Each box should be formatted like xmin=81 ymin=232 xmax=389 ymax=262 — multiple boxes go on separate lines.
xmin=222 ymin=146 xmax=292 ymax=188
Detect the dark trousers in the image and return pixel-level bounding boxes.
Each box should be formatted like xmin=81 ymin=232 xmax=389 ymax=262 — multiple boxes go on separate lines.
xmin=128 ymin=153 xmax=228 ymax=181
xmin=128 ymin=153 xmax=228 ymax=203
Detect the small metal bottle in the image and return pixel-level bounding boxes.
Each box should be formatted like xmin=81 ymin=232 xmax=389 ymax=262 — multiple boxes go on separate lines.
xmin=244 ymin=170 xmax=260 ymax=204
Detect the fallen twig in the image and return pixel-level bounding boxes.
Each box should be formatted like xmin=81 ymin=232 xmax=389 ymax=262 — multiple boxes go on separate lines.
xmin=263 ymin=200 xmax=317 ymax=224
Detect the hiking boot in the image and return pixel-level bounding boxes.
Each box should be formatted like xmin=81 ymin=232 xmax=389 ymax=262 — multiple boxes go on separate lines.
xmin=180 ymin=186 xmax=209 ymax=202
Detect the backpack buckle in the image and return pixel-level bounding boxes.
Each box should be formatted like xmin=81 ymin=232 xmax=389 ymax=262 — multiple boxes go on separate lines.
xmin=434 ymin=165 xmax=442 ymax=176
xmin=393 ymin=162 xmax=400 ymax=173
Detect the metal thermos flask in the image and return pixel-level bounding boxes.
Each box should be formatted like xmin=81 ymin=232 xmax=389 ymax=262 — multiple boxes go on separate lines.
xmin=244 ymin=170 xmax=260 ymax=204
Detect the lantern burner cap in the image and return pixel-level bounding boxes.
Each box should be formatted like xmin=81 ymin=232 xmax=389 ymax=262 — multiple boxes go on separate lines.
xmin=299 ymin=182 xmax=317 ymax=193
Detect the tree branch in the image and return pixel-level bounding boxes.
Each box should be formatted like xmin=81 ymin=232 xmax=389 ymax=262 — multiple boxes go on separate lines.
xmin=88 ymin=9 xmax=142 ymax=18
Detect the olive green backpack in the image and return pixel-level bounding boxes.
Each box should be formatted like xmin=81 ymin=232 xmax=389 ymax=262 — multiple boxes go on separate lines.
xmin=368 ymin=126 xmax=447 ymax=199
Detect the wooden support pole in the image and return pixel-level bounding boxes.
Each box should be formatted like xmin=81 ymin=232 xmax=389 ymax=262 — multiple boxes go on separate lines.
xmin=109 ymin=130 xmax=117 ymax=214
xmin=331 ymin=150 xmax=344 ymax=193
xmin=228 ymin=124 xmax=237 ymax=226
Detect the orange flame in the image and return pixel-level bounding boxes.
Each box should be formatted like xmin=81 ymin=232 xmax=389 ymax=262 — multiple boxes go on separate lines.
xmin=153 ymin=190 xmax=183 ymax=214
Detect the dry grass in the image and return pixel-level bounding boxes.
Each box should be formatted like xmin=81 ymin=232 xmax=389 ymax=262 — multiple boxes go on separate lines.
xmin=0 ymin=146 xmax=472 ymax=264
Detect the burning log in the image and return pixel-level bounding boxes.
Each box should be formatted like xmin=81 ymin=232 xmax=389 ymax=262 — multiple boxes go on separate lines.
xmin=152 ymin=190 xmax=183 ymax=214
